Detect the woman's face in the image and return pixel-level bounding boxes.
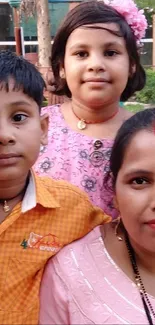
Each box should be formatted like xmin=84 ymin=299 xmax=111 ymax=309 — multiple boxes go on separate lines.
xmin=115 ymin=130 xmax=155 ymax=253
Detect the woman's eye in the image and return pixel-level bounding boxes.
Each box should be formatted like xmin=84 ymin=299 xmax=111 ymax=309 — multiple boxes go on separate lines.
xmin=13 ymin=114 xmax=27 ymax=122
xmin=105 ymin=50 xmax=118 ymax=57
xmin=75 ymin=51 xmax=88 ymax=58
xmin=132 ymin=177 xmax=148 ymax=185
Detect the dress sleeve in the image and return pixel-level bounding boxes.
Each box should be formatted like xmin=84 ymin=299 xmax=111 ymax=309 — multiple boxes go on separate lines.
xmin=39 ymin=258 xmax=70 ymax=325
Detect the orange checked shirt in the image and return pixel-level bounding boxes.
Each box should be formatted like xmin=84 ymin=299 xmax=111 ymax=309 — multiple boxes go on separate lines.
xmin=0 ymin=172 xmax=110 ymax=325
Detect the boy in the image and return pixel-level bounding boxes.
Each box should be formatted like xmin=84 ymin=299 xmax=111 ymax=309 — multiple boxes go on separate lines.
xmin=0 ymin=51 xmax=110 ymax=325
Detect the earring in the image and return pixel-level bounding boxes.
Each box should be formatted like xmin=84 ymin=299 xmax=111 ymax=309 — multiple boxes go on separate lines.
xmin=114 ymin=217 xmax=123 ymax=241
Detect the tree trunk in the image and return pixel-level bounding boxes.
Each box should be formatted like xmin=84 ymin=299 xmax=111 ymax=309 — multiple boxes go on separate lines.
xmin=36 ymin=0 xmax=51 ymax=67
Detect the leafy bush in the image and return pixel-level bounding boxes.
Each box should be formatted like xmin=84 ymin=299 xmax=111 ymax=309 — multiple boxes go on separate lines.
xmin=135 ymin=68 xmax=155 ymax=104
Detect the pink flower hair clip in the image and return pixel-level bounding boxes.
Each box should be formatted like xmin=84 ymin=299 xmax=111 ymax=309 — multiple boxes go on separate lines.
xmin=102 ymin=0 xmax=148 ymax=43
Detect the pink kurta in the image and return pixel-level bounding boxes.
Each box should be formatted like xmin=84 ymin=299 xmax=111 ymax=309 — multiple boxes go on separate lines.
xmin=34 ymin=105 xmax=116 ymax=218
xmin=40 ymin=226 xmax=155 ymax=325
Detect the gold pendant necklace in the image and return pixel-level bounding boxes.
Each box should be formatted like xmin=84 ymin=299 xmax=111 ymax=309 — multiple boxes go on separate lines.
xmin=0 ymin=182 xmax=27 ymax=214
xmin=77 ymin=120 xmax=87 ymax=130
xmin=72 ymin=106 xmax=119 ymax=130
xmin=3 ymin=200 xmax=10 ymax=213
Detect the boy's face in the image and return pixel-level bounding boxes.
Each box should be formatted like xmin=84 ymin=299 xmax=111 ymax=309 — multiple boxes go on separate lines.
xmin=0 ymin=82 xmax=48 ymax=182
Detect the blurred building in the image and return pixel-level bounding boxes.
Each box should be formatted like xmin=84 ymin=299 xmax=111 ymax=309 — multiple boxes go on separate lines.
xmin=0 ymin=0 xmax=153 ymax=66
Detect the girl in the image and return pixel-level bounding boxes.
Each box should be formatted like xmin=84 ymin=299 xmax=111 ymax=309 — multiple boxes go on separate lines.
xmin=34 ymin=0 xmax=147 ymax=217
xmin=40 ymin=108 xmax=155 ymax=325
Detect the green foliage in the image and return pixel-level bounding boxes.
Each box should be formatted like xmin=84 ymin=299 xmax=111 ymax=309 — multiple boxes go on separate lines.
xmin=125 ymin=103 xmax=144 ymax=113
xmin=135 ymin=1 xmax=155 ymax=23
xmin=42 ymin=100 xmax=48 ymax=107
xmin=135 ymin=0 xmax=155 ymax=9
xmin=135 ymin=69 xmax=155 ymax=104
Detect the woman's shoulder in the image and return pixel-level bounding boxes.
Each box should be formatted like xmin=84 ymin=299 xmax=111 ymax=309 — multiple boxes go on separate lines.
xmin=52 ymin=226 xmax=102 ymax=265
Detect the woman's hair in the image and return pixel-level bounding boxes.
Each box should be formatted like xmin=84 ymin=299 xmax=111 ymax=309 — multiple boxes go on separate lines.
xmin=51 ymin=0 xmax=146 ymax=101
xmin=109 ymin=108 xmax=155 ymax=187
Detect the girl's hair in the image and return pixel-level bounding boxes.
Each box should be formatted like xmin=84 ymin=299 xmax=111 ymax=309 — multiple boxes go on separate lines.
xmin=109 ymin=108 xmax=155 ymax=187
xmin=51 ymin=0 xmax=146 ymax=101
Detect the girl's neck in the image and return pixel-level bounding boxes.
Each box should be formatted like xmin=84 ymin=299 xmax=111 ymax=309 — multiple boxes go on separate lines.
xmin=61 ymin=100 xmax=132 ymax=139
xmin=71 ymin=99 xmax=120 ymax=123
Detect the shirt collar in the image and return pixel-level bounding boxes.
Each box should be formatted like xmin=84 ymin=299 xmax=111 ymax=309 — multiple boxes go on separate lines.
xmin=22 ymin=170 xmax=60 ymax=213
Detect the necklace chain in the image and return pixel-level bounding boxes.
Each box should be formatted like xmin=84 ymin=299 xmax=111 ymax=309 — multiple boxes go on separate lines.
xmin=125 ymin=232 xmax=155 ymax=324
xmin=71 ymin=106 xmax=119 ymax=130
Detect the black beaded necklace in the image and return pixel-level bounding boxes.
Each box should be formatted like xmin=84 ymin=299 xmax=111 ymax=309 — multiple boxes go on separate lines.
xmin=125 ymin=232 xmax=155 ymax=325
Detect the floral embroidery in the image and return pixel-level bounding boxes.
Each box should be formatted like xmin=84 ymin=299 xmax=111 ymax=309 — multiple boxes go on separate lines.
xmin=104 ymin=148 xmax=112 ymax=160
xmin=61 ymin=128 xmax=68 ymax=134
xmin=79 ymin=150 xmax=89 ymax=160
xmin=81 ymin=175 xmax=97 ymax=192
xmin=39 ymin=157 xmax=54 ymax=173
xmin=103 ymin=163 xmax=110 ymax=174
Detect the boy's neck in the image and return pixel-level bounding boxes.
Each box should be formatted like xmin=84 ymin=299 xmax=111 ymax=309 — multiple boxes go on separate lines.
xmin=0 ymin=173 xmax=29 ymax=201
xmin=0 ymin=174 xmax=29 ymax=223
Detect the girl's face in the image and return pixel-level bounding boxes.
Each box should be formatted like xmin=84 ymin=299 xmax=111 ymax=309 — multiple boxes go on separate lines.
xmin=115 ymin=130 xmax=155 ymax=253
xmin=62 ymin=23 xmax=131 ymax=108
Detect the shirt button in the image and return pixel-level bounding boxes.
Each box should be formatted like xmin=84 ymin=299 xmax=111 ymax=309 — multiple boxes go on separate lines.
xmin=93 ymin=140 xmax=103 ymax=150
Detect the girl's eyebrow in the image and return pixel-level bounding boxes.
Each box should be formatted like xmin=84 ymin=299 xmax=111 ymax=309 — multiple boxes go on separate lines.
xmin=69 ymin=41 xmax=124 ymax=51
xmin=69 ymin=44 xmax=88 ymax=50
xmin=104 ymin=41 xmax=124 ymax=47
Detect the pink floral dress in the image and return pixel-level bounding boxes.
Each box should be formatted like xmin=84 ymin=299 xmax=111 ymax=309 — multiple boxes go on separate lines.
xmin=34 ymin=105 xmax=116 ymax=218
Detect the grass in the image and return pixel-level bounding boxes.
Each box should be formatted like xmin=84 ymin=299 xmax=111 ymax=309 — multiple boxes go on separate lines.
xmin=124 ymin=103 xmax=144 ymax=113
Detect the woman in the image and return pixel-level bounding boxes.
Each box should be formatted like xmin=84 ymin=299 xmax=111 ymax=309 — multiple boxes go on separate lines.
xmin=40 ymin=108 xmax=155 ymax=324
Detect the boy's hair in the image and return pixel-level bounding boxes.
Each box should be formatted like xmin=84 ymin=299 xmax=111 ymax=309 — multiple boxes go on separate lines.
xmin=108 ymin=108 xmax=155 ymax=187
xmin=51 ymin=0 xmax=146 ymax=101
xmin=0 ymin=50 xmax=46 ymax=109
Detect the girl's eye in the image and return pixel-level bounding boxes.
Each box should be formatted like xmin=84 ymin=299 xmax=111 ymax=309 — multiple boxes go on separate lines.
xmin=75 ymin=51 xmax=88 ymax=58
xmin=132 ymin=177 xmax=148 ymax=185
xmin=13 ymin=114 xmax=27 ymax=122
xmin=105 ymin=50 xmax=118 ymax=57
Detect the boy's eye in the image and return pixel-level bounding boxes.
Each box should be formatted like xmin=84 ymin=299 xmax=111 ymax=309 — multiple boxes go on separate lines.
xmin=105 ymin=50 xmax=118 ymax=57
xmin=75 ymin=51 xmax=88 ymax=58
xmin=132 ymin=177 xmax=148 ymax=185
xmin=13 ymin=114 xmax=27 ymax=122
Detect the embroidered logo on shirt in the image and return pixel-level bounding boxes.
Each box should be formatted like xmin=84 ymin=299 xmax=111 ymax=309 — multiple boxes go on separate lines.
xmin=21 ymin=232 xmax=61 ymax=252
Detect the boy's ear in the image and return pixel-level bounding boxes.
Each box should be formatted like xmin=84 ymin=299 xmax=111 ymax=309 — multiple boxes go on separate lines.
xmin=40 ymin=113 xmax=49 ymax=146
